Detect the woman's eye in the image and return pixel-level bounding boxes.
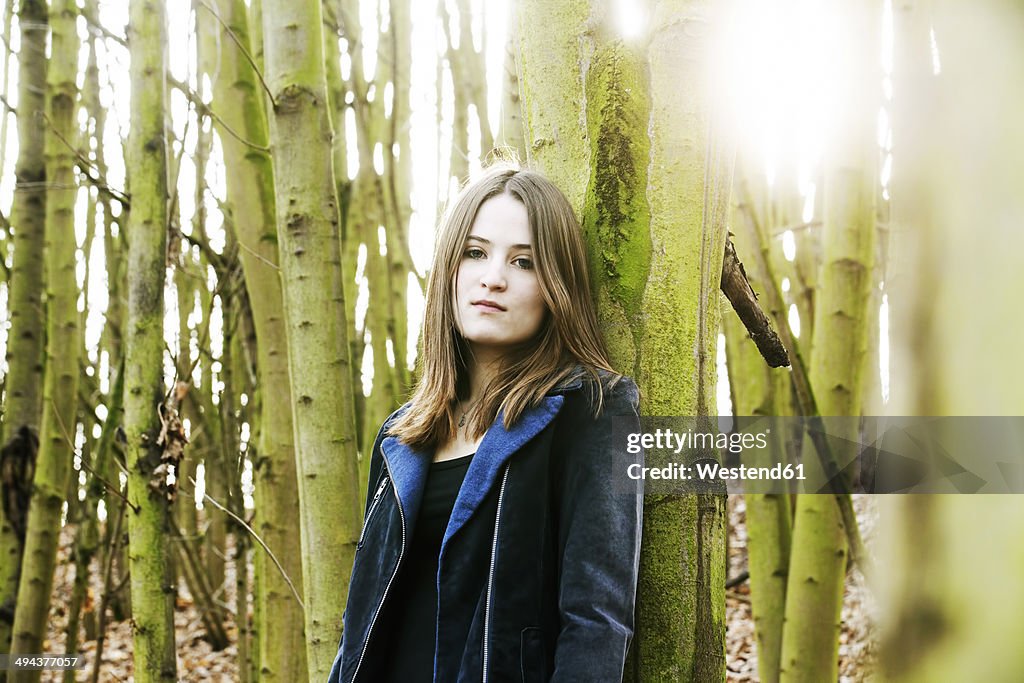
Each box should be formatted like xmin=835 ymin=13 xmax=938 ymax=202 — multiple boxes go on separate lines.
xmin=464 ymin=247 xmax=486 ymax=260
xmin=513 ymin=257 xmax=534 ymax=270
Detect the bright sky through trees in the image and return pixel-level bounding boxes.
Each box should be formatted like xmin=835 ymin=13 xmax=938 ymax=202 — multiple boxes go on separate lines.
xmin=0 ymin=0 xmax=913 ymax=419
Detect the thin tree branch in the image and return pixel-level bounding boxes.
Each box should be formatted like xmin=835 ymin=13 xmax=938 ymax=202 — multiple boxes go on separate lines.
xmin=167 ymin=75 xmax=271 ymax=153
xmin=236 ymin=237 xmax=281 ymax=273
xmin=195 ymin=0 xmax=275 ymax=105
xmin=90 ymin=496 xmax=127 ymax=683
xmin=82 ymin=13 xmax=127 ymax=49
xmin=167 ymin=516 xmax=231 ymax=648
xmin=166 ymin=100 xmax=196 ymax=264
xmin=769 ymin=220 xmax=822 ymax=238
xmin=725 ymin=569 xmax=749 ymax=589
xmin=720 ymin=236 xmax=790 ymax=368
xmin=51 ymin=397 xmax=139 ymax=514
xmin=186 ymin=477 xmax=305 ymax=611
xmin=180 ymin=228 xmax=228 ymax=275
xmin=168 ymin=255 xmax=227 ymax=400
xmin=39 ymin=108 xmax=131 ymax=207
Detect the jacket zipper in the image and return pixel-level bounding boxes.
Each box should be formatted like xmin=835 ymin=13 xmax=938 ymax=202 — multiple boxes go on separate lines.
xmin=351 ymin=461 xmax=406 ymax=683
xmin=356 ymin=474 xmax=390 ymax=550
xmin=482 ymin=465 xmax=510 ymax=683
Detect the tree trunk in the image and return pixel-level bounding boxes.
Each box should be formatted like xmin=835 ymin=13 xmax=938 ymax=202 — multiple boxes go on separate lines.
xmin=193 ymin=253 xmax=227 ymax=601
xmin=880 ymin=3 xmax=1024 ymax=678
xmin=0 ymin=0 xmax=48 ymax=653
xmin=218 ymin=285 xmax=251 ymax=680
xmin=65 ymin=139 xmax=105 ymax=673
xmin=779 ymin=4 xmax=879 ymax=682
xmin=325 ymin=0 xmax=370 ymax=463
xmin=723 ymin=167 xmax=793 ymax=683
xmin=123 ymin=0 xmax=177 ymax=678
xmin=204 ymin=0 xmax=308 ymax=677
xmin=0 ymin=0 xmax=14 ymax=202
xmin=260 ymin=0 xmax=362 ymax=675
xmin=8 ymin=1 xmax=78 ymax=675
xmin=518 ymin=2 xmax=732 ymax=680
xmin=498 ymin=0 xmax=526 ymax=161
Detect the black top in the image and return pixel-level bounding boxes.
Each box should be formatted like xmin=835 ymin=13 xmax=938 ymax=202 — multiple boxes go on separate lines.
xmin=371 ymin=452 xmax=475 ymax=682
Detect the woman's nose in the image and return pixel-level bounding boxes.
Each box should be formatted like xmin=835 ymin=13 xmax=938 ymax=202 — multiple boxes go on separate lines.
xmin=479 ymin=261 xmax=507 ymax=289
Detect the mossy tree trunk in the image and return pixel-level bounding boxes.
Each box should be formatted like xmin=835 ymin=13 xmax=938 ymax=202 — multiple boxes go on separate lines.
xmin=322 ymin=1 xmax=369 ymax=460
xmin=8 ymin=1 xmax=78 ymax=675
xmin=778 ymin=3 xmax=879 ymax=682
xmin=260 ymin=0 xmax=362 ymax=675
xmin=0 ymin=1 xmax=14 ymax=204
xmin=723 ymin=166 xmax=793 ymax=683
xmin=123 ymin=0 xmax=177 ymax=678
xmin=0 ymin=0 xmax=48 ymax=654
xmin=193 ymin=252 xmax=227 ymax=601
xmin=204 ymin=0 xmax=308 ymax=678
xmin=518 ymin=1 xmax=732 ymax=680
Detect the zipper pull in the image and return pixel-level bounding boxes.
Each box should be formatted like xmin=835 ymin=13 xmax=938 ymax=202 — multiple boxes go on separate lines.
xmin=370 ymin=475 xmax=388 ymax=505
xmin=357 ymin=475 xmax=390 ymax=550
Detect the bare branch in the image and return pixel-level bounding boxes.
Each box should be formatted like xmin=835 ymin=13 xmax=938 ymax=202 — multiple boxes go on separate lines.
xmin=50 ymin=397 xmax=139 ymax=514
xmin=186 ymin=477 xmax=305 ymax=611
xmin=720 ymin=236 xmax=790 ymax=368
xmin=39 ymin=108 xmax=131 ymax=207
xmin=167 ymin=75 xmax=271 ymax=153
xmin=195 ymin=0 xmax=276 ymax=105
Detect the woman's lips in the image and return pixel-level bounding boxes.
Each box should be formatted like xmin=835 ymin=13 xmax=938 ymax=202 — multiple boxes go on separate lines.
xmin=472 ymin=301 xmax=506 ymax=312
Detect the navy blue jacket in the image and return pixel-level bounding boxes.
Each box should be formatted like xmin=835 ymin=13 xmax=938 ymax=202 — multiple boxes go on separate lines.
xmin=328 ymin=371 xmax=643 ymax=682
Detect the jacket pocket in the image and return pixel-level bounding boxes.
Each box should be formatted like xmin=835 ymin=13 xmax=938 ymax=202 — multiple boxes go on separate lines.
xmin=520 ymin=627 xmax=547 ymax=683
xmin=356 ymin=474 xmax=389 ymax=550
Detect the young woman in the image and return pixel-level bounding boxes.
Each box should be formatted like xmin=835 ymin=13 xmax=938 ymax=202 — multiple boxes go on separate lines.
xmin=328 ymin=167 xmax=643 ymax=683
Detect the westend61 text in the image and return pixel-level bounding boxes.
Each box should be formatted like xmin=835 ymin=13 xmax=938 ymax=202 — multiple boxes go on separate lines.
xmin=627 ymin=462 xmax=806 ymax=481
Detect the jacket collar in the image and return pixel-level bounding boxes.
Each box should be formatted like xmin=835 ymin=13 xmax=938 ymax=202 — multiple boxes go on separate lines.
xmin=548 ymin=369 xmax=584 ymax=394
xmin=441 ymin=394 xmax=565 ymax=552
xmin=379 ymin=377 xmax=580 ymax=548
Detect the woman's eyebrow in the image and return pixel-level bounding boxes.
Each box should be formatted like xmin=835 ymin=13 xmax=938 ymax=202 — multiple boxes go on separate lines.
xmin=466 ymin=235 xmax=533 ymax=250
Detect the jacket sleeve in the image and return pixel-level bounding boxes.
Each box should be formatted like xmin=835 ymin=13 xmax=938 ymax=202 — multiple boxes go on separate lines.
xmin=551 ymin=377 xmax=643 ymax=682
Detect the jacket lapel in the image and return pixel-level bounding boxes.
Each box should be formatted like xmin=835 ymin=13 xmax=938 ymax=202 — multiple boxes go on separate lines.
xmin=379 ymin=370 xmax=582 ymax=550
xmin=379 ymin=435 xmax=431 ymax=540
xmin=441 ymin=394 xmax=566 ymax=551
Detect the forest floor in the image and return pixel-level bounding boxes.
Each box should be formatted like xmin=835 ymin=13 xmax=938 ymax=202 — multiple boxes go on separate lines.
xmin=40 ymin=496 xmax=880 ymax=682
xmin=725 ymin=494 xmax=880 ymax=682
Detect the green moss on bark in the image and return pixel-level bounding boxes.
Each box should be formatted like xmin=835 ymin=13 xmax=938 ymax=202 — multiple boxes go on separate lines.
xmin=582 ymin=42 xmax=652 ymax=350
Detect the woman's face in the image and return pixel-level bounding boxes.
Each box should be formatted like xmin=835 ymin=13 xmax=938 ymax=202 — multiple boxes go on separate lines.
xmin=453 ymin=193 xmax=547 ymax=357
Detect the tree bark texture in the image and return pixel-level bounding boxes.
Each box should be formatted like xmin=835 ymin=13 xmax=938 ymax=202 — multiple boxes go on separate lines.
xmin=722 ymin=167 xmax=793 ymax=683
xmin=0 ymin=0 xmax=49 ymax=654
xmin=204 ymin=0 xmax=308 ymax=678
xmin=779 ymin=2 xmax=879 ymax=681
xmin=518 ymin=1 xmax=732 ymax=680
xmin=124 ymin=0 xmax=177 ymax=679
xmin=260 ymin=0 xmax=362 ymax=675
xmin=8 ymin=1 xmax=79 ymax=676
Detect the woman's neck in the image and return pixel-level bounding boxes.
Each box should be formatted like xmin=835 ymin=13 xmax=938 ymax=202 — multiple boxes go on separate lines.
xmin=464 ymin=347 xmax=504 ymax=402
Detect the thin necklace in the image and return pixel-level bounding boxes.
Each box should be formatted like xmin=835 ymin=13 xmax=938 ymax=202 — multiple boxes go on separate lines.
xmin=458 ymin=399 xmax=478 ymax=428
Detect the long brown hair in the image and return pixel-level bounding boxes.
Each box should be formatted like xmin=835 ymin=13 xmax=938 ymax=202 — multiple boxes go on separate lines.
xmin=389 ymin=166 xmax=616 ymax=448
